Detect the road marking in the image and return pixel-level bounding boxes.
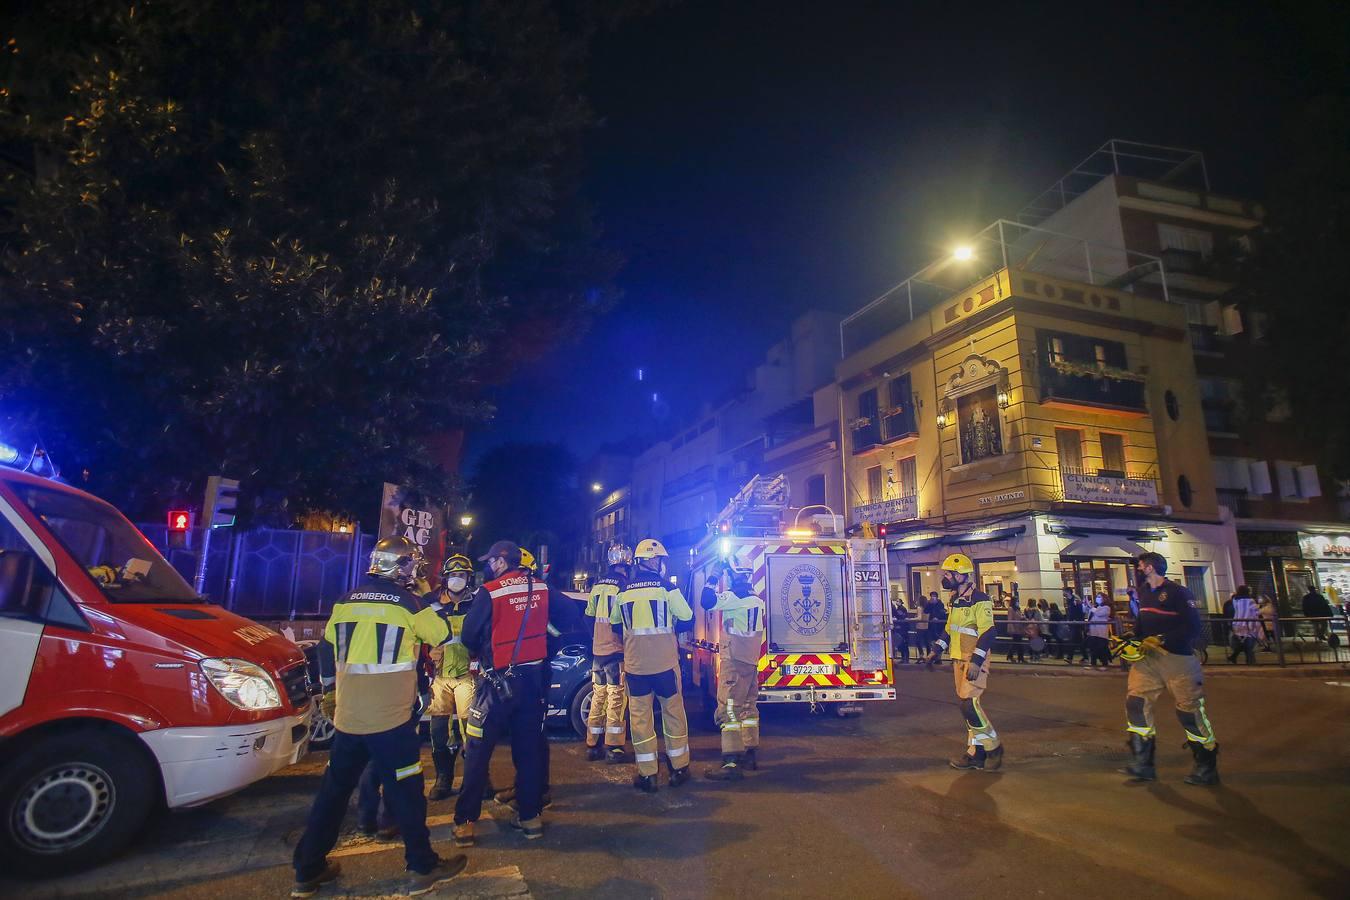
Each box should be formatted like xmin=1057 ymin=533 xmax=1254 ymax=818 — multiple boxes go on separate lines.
xmin=1325 ymin=681 xmax=1350 ymax=687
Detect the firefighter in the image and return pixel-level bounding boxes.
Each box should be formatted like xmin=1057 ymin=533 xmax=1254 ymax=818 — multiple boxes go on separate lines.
xmin=700 ymin=562 xmax=766 ymax=781
xmin=425 ymin=553 xmax=477 ymax=801
xmin=924 ymin=552 xmax=1003 ymax=771
xmin=584 ymin=543 xmax=631 ymax=762
xmin=611 ymin=538 xmax=694 ymax=793
xmin=452 ymin=541 xmax=577 ymax=845
xmin=1120 ymin=551 xmax=1220 ymax=786
xmin=292 ymin=536 xmax=466 ymax=899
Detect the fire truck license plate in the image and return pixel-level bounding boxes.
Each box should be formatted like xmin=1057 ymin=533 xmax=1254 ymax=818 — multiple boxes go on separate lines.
xmin=781 ymin=664 xmax=838 ymax=675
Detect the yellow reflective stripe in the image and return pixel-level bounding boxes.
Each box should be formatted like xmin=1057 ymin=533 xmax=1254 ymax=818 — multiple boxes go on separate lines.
xmin=741 ymin=718 xmax=759 ymax=726
xmin=339 ymin=661 xmax=417 ymax=675
xmin=1126 ymin=724 xmax=1156 ymax=737
xmin=466 ymin=723 xmax=484 ymax=738
xmin=394 ymin=762 xmax=423 ymax=781
xmin=721 ymin=723 xmax=742 ymax=730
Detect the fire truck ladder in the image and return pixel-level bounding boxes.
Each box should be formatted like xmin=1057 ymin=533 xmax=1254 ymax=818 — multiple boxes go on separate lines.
xmin=712 ymin=473 xmax=790 ymax=536
xmin=848 ymin=537 xmax=890 ymax=672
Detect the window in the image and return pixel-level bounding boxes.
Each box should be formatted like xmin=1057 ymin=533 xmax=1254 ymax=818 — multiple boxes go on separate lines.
xmin=1056 ymin=428 xmax=1083 ymax=473
xmin=866 ymin=465 xmax=884 ymax=503
xmin=1165 ymin=390 xmax=1180 ymax=421
xmin=897 ymin=456 xmax=917 ymax=497
xmin=805 ymin=474 xmax=827 ymax=507
xmin=1177 ymin=475 xmax=1194 ymax=508
xmin=1100 ymin=433 xmax=1126 ymax=475
xmin=1042 ymin=331 xmax=1127 ymax=369
xmin=1158 ymin=223 xmax=1214 ymax=259
xmin=1199 ymin=378 xmax=1243 ymax=433
xmin=858 ymin=388 xmax=879 ymax=421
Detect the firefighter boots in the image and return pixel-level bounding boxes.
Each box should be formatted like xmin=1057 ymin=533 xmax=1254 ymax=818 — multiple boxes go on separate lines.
xmin=705 ymin=754 xmax=744 ymax=781
xmin=667 ymin=757 xmax=691 ymax=787
xmin=607 ymin=747 xmax=629 ymax=764
xmin=949 ymin=747 xmax=987 ymax=770
xmin=451 ymin=821 xmax=475 ymax=848
xmin=586 ymin=744 xmax=605 ymax=762
xmin=1119 ymin=735 xmax=1156 ymax=782
xmin=984 ymin=745 xmax=1004 ymax=772
xmin=429 ymin=749 xmax=458 ymax=801
xmin=1183 ymin=743 xmax=1220 ymax=786
xmin=633 ymin=773 xmax=658 ymax=794
xmin=742 ymin=748 xmax=758 ymax=771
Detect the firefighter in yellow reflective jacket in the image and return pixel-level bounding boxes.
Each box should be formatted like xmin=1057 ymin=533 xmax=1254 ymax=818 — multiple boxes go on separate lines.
xmin=425 ymin=553 xmax=478 ymax=801
xmin=610 ymin=538 xmax=694 ymax=793
xmin=292 ymin=536 xmax=465 ymax=898
xmin=700 ymin=563 xmax=766 ymax=781
xmin=924 ymin=552 xmax=1004 ymax=771
xmin=584 ymin=543 xmax=631 ymax=763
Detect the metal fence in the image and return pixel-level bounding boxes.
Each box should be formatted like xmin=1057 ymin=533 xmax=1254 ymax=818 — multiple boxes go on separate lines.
xmin=138 ymin=524 xmax=374 ymax=619
xmin=888 ymin=615 xmax=1350 ymax=668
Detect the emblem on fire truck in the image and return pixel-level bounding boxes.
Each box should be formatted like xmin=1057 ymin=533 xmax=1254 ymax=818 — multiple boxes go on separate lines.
xmin=781 ymin=562 xmax=833 ymax=637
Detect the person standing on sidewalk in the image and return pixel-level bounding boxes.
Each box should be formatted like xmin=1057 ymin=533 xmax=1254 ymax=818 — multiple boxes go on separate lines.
xmin=291 ymin=537 xmax=466 ymax=898
xmin=925 ymin=591 xmax=949 ymax=661
xmin=1119 ymin=551 xmax=1220 ymax=786
xmin=1064 ymin=593 xmax=1088 ymax=665
xmin=1227 ymin=586 xmax=1260 ymax=665
xmin=701 ymin=563 xmax=767 ymax=781
xmin=1088 ymin=596 xmax=1113 ymax=668
xmin=891 ymin=599 xmax=911 ymax=664
xmin=925 ymin=553 xmax=1003 ymax=771
xmin=1005 ymin=599 xmax=1025 ymax=664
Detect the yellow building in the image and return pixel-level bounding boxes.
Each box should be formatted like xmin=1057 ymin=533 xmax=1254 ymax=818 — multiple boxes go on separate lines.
xmin=836 ymin=220 xmax=1240 ymax=612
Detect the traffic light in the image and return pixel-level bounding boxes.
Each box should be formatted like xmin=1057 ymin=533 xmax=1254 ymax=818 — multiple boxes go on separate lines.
xmin=203 ymin=476 xmax=240 ymax=528
xmin=167 ymin=510 xmax=191 ymax=531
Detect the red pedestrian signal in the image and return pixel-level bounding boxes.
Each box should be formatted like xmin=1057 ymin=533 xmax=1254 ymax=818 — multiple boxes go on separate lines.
xmin=168 ymin=510 xmax=191 ymax=531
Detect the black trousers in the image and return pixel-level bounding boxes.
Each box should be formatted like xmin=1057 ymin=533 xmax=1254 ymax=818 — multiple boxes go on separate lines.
xmin=293 ymin=720 xmax=435 ymax=880
xmin=454 ymin=664 xmax=547 ymax=824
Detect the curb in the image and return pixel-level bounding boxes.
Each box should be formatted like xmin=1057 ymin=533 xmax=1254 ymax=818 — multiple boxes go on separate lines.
xmin=891 ymin=663 xmax=1349 ymax=679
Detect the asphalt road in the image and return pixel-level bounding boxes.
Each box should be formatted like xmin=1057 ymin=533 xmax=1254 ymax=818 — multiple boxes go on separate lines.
xmin=9 ymin=667 xmax=1350 ymax=900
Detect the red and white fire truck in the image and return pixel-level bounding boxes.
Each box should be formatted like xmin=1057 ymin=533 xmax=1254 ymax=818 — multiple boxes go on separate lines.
xmin=689 ymin=475 xmax=895 ymax=715
xmin=0 ymin=452 xmax=312 ymax=874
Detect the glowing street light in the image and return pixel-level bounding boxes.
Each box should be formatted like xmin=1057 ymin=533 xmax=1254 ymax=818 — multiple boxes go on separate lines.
xmin=952 ymin=245 xmax=974 ymax=262
xmin=591 ymin=482 xmax=604 ymax=494
xmin=459 ymin=514 xmax=474 ymax=528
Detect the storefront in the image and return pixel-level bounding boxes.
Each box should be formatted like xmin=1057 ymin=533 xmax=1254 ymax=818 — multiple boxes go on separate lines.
xmin=1298 ymin=531 xmax=1350 ymax=604
xmin=1237 ymin=527 xmax=1311 ymax=608
xmin=885 ymin=513 xmax=1238 ymax=614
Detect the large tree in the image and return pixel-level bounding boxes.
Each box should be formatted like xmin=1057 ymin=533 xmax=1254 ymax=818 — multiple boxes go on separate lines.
xmin=0 ymin=1 xmax=620 ymax=522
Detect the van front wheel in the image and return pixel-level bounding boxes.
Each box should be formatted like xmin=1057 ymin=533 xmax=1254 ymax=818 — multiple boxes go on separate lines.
xmin=0 ymin=729 xmax=157 ymax=877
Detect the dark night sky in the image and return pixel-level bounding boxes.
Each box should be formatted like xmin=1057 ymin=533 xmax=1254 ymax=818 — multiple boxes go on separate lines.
xmin=469 ymin=0 xmax=1342 ymax=467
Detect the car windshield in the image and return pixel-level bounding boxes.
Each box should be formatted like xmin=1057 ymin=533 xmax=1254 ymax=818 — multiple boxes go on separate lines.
xmin=13 ymin=482 xmax=202 ymax=603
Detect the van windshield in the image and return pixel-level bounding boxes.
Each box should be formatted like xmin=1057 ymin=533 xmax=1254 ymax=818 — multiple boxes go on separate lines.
xmin=13 ymin=483 xmax=203 ymax=603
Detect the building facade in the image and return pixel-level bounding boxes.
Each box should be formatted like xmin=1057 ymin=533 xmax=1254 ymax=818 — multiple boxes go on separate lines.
xmin=837 ymin=226 xmax=1239 ymax=613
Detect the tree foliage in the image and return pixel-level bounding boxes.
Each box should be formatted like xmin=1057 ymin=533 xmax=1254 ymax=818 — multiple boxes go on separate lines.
xmin=0 ymin=1 xmax=620 ymax=522
xmin=1235 ymin=95 xmax=1350 ymax=480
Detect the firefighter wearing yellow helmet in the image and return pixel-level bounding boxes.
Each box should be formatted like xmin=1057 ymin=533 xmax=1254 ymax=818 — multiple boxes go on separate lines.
xmin=924 ymin=552 xmax=1003 ymax=771
xmin=425 ymin=554 xmax=478 ymax=801
xmin=610 ymin=537 xmax=694 ymax=792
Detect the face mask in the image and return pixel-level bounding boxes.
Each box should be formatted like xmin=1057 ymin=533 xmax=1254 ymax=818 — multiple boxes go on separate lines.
xmin=446 ymin=575 xmax=469 ymax=593
xmin=940 ymin=573 xmax=958 ymax=591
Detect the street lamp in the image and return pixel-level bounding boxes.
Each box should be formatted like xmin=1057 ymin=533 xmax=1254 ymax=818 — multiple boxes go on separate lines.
xmin=953 ymin=245 xmax=974 ymax=262
xmin=459 ymin=514 xmax=474 ymax=528
xmin=591 ymin=482 xmax=603 ymax=494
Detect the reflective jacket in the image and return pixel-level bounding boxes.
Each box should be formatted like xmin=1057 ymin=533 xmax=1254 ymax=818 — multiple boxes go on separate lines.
xmin=936 ymin=587 xmax=994 ymax=662
xmin=586 ymin=569 xmax=627 ymax=658
xmin=611 ymin=570 xmax=693 ymax=675
xmin=325 ymin=577 xmax=450 ymax=735
xmin=701 ymin=584 xmax=766 ymax=665
xmin=425 ymin=589 xmax=475 ymax=679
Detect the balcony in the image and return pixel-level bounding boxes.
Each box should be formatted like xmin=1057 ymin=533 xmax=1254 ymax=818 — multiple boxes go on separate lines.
xmin=850 ymin=494 xmax=918 ymax=526
xmin=1057 ymin=467 xmax=1159 ymax=506
xmin=1039 ymin=361 xmax=1147 ymax=415
xmin=852 ymin=410 xmax=916 ymax=454
xmin=881 ymin=408 xmax=918 ymax=443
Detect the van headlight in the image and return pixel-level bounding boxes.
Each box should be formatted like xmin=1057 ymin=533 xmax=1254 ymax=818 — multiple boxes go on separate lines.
xmin=200 ymin=657 xmax=282 ymax=710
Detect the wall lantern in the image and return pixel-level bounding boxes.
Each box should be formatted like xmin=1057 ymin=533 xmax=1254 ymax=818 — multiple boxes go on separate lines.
xmin=936 ymin=398 xmax=953 ymax=428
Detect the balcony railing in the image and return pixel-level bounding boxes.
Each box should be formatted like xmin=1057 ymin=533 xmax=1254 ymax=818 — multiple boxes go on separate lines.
xmin=852 ymin=410 xmax=916 ymax=454
xmin=850 ymin=493 xmax=918 ymax=526
xmin=1056 ymin=466 xmax=1159 ymax=506
xmin=1039 ymin=362 xmax=1147 ymax=413
xmin=881 ymin=409 xmax=918 ymax=443
xmin=851 ymin=420 xmax=881 ymax=452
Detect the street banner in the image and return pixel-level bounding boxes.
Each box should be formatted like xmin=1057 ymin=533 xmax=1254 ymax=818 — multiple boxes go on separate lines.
xmin=379 ymin=483 xmax=448 ymax=586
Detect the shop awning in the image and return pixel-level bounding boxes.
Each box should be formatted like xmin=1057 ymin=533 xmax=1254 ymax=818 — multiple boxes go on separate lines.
xmin=945 ymin=525 xmax=1027 ymax=545
xmin=887 ymin=535 xmax=945 ymax=551
xmin=1059 ymin=535 xmax=1150 ymax=559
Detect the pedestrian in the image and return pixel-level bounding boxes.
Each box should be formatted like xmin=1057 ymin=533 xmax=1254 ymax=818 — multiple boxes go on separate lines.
xmin=1005 ymin=599 xmax=1025 ymax=663
xmin=1047 ymin=602 xmax=1064 ymax=658
xmin=926 ymin=591 xmax=948 ymax=662
xmin=1126 ymin=586 xmax=1140 ymax=624
xmin=291 ymin=536 xmax=466 ymax=899
xmin=1302 ymin=587 xmax=1334 ymax=643
xmin=1119 ymin=551 xmax=1221 ymax=786
xmin=611 ymin=538 xmax=695 ymax=793
xmin=1087 ymin=596 xmax=1112 ymax=667
xmin=891 ymin=599 xmax=911 ymax=663
xmin=451 ymin=540 xmax=578 ymax=845
xmin=1257 ymin=594 xmax=1277 ymax=650
xmin=1025 ymin=601 xmax=1044 ymax=662
xmin=701 ymin=562 xmax=767 ymax=781
xmin=1064 ymin=593 xmax=1087 ymax=665
xmin=915 ymin=598 xmax=932 ymax=658
xmin=1227 ymin=586 xmax=1260 ymax=665
xmin=924 ymin=553 xmax=1003 ymax=771
xmin=582 ymin=543 xmax=631 ymax=764
xmin=425 ymin=553 xmax=479 ymax=802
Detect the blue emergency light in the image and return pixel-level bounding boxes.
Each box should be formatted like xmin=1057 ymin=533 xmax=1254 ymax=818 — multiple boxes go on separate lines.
xmin=0 ymin=441 xmax=18 ymax=466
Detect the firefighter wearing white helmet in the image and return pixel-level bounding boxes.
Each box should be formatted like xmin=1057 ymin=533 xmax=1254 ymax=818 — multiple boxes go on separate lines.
xmin=583 ymin=543 xmax=632 ymax=763
xmin=610 ymin=537 xmax=694 ymax=792
xmin=700 ymin=562 xmax=766 ymax=781
xmin=924 ymin=552 xmax=1003 ymax=771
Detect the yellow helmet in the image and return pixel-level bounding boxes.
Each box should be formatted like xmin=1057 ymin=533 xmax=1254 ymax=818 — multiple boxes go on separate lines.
xmin=940 ymin=552 xmax=974 ymax=574
xmin=634 ymin=538 xmax=668 ymax=559
xmin=519 ymin=547 xmax=537 ymax=572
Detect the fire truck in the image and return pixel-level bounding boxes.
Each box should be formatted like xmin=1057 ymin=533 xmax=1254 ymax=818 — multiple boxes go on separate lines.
xmin=688 ymin=474 xmax=895 ymax=715
xmin=0 ymin=447 xmax=312 ymax=874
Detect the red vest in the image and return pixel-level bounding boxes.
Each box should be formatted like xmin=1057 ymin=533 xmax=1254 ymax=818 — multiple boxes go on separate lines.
xmin=485 ymin=572 xmax=548 ymax=669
